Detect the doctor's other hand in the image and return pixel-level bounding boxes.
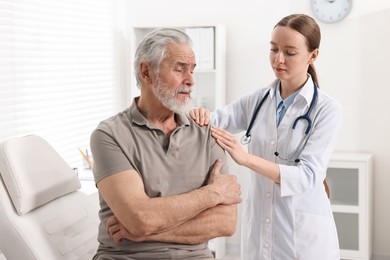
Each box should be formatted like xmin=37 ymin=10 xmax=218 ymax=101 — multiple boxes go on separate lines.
xmin=189 ymin=107 xmax=210 ymax=126
xmin=205 ymin=159 xmax=242 ymax=205
xmin=211 ymin=127 xmax=249 ymax=166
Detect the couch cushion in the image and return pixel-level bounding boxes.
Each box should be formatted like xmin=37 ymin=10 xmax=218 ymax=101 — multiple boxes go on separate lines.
xmin=0 ymin=135 xmax=80 ymax=215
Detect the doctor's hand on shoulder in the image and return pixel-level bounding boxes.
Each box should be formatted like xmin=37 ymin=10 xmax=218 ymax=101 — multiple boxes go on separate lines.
xmin=189 ymin=107 xmax=210 ymax=126
xmin=190 ymin=107 xmax=249 ymax=171
xmin=210 ymin=127 xmax=249 ymax=166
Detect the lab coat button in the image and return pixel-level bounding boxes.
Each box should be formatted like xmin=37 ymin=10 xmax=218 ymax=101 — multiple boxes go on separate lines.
xmin=265 ymin=218 xmax=270 ymax=223
xmin=266 ymin=192 xmax=271 ymax=198
xmin=270 ymin=140 xmax=275 ymax=145
xmin=264 ymin=243 xmax=269 ymax=248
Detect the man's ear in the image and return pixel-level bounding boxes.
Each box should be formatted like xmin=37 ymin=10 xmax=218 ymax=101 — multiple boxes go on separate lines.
xmin=140 ymin=62 xmax=153 ymax=83
xmin=309 ymin=49 xmax=319 ymax=64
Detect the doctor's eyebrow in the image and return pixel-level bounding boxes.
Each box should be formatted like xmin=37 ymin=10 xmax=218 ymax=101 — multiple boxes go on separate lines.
xmin=270 ymin=41 xmax=299 ymax=50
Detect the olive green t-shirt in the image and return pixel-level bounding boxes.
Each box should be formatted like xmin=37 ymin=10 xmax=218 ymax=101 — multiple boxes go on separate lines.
xmin=90 ymin=99 xmax=227 ymax=259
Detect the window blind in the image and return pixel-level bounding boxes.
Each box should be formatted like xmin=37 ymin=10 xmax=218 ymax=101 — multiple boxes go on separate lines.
xmin=0 ymin=0 xmax=123 ymax=167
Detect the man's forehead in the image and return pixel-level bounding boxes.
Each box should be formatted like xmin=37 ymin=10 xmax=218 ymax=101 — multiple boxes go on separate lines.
xmin=166 ymin=44 xmax=195 ymax=59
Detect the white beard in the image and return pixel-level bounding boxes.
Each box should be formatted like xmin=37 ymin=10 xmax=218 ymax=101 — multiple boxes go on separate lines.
xmin=152 ymin=80 xmax=193 ymax=114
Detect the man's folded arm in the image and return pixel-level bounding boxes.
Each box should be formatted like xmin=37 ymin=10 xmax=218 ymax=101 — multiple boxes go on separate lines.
xmin=98 ymin=160 xmax=241 ymax=238
xmin=107 ymin=203 xmax=237 ymax=244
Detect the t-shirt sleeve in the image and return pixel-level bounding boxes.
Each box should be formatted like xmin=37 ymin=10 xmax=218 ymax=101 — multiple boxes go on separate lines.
xmin=90 ymin=126 xmax=135 ymax=184
xmin=209 ymin=127 xmax=229 ymax=175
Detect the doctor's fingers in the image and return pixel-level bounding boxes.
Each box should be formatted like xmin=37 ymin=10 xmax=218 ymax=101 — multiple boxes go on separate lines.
xmin=189 ymin=108 xmax=198 ymax=121
xmin=211 ymin=127 xmax=235 ymax=140
xmin=189 ymin=107 xmax=210 ymax=126
xmin=197 ymin=107 xmax=210 ymax=125
xmin=203 ymin=108 xmax=210 ymax=125
xmin=215 ymin=138 xmax=233 ymax=153
xmin=212 ymin=130 xmax=237 ymax=149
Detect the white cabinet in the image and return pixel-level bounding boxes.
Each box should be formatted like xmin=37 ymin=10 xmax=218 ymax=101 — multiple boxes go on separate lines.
xmin=327 ymin=153 xmax=373 ymax=260
xmin=129 ymin=25 xmax=227 ymax=259
xmin=129 ymin=25 xmax=226 ymax=111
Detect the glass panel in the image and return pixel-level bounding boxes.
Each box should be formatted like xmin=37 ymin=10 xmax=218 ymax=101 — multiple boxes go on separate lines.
xmin=327 ymin=167 xmax=359 ymax=206
xmin=193 ymin=72 xmax=216 ymax=110
xmin=334 ymin=212 xmax=359 ymax=250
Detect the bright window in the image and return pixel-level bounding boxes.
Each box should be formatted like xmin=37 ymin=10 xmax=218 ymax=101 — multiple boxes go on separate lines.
xmin=0 ymin=0 xmax=124 ymax=167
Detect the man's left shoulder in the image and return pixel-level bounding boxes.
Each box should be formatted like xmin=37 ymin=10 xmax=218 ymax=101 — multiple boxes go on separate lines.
xmin=183 ymin=114 xmax=212 ymax=132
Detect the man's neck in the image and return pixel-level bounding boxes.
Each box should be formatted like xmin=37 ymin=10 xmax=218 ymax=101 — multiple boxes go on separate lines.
xmin=136 ymin=95 xmax=177 ymax=137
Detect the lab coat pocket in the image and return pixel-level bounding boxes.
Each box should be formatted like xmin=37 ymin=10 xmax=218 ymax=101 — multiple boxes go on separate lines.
xmin=295 ymin=211 xmax=340 ymax=260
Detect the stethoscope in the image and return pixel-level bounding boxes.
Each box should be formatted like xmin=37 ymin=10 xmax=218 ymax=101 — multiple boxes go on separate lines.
xmin=240 ymin=83 xmax=318 ymax=162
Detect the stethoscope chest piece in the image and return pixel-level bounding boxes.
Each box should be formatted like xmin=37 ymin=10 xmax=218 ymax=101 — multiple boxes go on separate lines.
xmin=240 ymin=134 xmax=251 ymax=145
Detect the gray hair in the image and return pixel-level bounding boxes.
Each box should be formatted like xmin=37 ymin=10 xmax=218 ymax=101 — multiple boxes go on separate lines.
xmin=134 ymin=28 xmax=193 ymax=87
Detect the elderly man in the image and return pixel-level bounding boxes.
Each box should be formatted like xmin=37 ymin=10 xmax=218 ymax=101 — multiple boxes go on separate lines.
xmin=90 ymin=28 xmax=241 ymax=259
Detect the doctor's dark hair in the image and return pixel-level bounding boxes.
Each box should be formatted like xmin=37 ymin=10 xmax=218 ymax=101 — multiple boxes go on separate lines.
xmin=134 ymin=28 xmax=193 ymax=87
xmin=275 ymin=14 xmax=321 ymax=88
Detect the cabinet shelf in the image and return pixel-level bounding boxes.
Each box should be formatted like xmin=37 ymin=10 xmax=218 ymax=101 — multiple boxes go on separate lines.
xmin=331 ymin=204 xmax=359 ymax=214
xmin=328 ymin=152 xmax=373 ymax=260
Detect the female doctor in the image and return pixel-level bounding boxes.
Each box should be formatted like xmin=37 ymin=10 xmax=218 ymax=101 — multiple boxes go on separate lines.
xmin=191 ymin=14 xmax=342 ymax=260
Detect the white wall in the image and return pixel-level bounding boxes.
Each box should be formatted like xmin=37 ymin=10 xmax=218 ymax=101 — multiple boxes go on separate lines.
xmin=126 ymin=0 xmax=390 ymax=258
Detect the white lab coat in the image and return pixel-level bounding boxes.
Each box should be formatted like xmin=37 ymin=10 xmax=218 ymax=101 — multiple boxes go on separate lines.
xmin=212 ymin=78 xmax=342 ymax=260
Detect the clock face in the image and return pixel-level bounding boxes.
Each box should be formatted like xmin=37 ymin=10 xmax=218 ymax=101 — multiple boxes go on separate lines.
xmin=311 ymin=0 xmax=353 ymax=23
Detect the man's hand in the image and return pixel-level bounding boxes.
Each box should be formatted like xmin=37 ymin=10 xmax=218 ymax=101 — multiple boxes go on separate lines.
xmin=105 ymin=160 xmax=241 ymax=245
xmin=205 ymin=159 xmax=242 ymax=205
xmin=106 ymin=215 xmax=144 ymax=244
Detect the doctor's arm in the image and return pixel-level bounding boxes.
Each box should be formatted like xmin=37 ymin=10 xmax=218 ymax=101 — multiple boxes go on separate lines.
xmin=211 ymin=100 xmax=343 ymax=194
xmin=278 ymin=101 xmax=343 ymax=196
xmin=210 ymin=127 xmax=281 ymax=183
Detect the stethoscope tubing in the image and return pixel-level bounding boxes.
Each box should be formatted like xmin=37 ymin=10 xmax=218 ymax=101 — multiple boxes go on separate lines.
xmin=241 ymin=90 xmax=270 ymax=145
xmin=241 ymin=83 xmax=318 ymax=145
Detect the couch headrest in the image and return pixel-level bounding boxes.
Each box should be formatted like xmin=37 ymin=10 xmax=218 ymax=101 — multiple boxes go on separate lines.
xmin=0 ymin=135 xmax=81 ymax=215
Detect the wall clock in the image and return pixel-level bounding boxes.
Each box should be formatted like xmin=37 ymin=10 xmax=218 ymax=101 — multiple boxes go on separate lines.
xmin=311 ymin=0 xmax=353 ymax=23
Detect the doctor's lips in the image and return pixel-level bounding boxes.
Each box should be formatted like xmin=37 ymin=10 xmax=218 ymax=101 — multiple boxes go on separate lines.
xmin=274 ymin=67 xmax=286 ymax=72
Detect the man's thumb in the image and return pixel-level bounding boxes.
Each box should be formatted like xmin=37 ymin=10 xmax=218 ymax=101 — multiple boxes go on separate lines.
xmin=212 ymin=159 xmax=223 ymax=174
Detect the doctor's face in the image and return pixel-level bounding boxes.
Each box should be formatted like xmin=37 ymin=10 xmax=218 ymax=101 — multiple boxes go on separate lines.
xmin=270 ymin=26 xmax=317 ymax=85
